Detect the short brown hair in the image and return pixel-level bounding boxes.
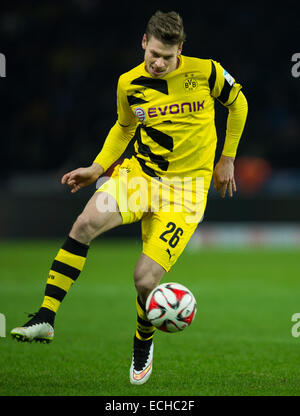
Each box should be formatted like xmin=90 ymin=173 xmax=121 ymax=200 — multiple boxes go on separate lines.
xmin=145 ymin=11 xmax=186 ymax=46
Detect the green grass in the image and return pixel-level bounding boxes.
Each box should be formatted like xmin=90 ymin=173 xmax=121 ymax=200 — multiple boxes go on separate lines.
xmin=0 ymin=239 xmax=300 ymax=396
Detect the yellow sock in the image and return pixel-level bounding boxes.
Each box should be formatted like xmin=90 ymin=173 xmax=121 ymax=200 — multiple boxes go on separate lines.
xmin=41 ymin=236 xmax=89 ymax=314
xmin=135 ymin=296 xmax=156 ymax=341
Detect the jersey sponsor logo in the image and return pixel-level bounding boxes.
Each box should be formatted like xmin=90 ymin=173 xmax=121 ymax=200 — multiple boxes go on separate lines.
xmin=223 ymin=69 xmax=234 ymax=86
xmin=148 ymin=100 xmax=205 ymax=118
xmin=134 ymin=107 xmax=146 ymax=122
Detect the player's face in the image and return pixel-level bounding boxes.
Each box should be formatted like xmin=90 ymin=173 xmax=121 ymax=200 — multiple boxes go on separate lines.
xmin=142 ymin=34 xmax=182 ymax=78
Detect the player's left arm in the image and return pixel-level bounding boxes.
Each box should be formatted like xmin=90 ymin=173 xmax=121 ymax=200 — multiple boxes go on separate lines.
xmin=213 ymin=90 xmax=248 ymax=198
xmin=209 ymin=60 xmax=248 ymax=197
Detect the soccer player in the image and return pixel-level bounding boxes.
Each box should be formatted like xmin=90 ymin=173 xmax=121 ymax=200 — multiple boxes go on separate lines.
xmin=11 ymin=11 xmax=248 ymax=385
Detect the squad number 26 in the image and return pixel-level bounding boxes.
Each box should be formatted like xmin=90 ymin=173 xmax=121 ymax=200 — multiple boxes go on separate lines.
xmin=159 ymin=222 xmax=183 ymax=248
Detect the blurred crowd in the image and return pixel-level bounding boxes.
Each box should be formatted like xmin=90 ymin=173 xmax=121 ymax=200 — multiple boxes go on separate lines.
xmin=1 ymin=0 xmax=299 ymax=195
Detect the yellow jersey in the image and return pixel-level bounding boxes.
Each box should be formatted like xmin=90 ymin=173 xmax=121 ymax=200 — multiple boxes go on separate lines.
xmin=115 ymin=55 xmax=242 ymax=180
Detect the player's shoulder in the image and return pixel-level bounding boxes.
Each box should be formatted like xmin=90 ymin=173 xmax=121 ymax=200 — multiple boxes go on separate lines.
xmin=118 ymin=62 xmax=145 ymax=88
xmin=182 ymin=55 xmax=213 ymax=77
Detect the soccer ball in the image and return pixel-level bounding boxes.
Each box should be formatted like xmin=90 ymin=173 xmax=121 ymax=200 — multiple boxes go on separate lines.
xmin=145 ymin=282 xmax=197 ymax=333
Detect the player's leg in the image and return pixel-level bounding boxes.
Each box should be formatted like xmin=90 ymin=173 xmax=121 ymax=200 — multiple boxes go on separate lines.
xmin=134 ymin=253 xmax=165 ymax=343
xmin=130 ymin=253 xmax=166 ymax=385
xmin=11 ymin=191 xmax=122 ymax=343
xmin=129 ymin=202 xmax=204 ymax=385
xmin=134 ymin=253 xmax=166 ymax=305
xmin=69 ymin=190 xmax=122 ymax=244
xmin=38 ymin=191 xmax=122 ymax=319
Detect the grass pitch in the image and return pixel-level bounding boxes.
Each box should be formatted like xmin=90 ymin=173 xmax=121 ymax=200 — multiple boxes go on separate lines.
xmin=0 ymin=239 xmax=300 ymax=396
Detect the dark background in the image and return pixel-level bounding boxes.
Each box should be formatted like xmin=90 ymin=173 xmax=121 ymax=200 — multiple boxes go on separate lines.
xmin=1 ymin=0 xmax=299 ymax=237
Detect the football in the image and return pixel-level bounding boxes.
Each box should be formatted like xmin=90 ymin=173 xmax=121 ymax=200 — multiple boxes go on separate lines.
xmin=145 ymin=282 xmax=197 ymax=333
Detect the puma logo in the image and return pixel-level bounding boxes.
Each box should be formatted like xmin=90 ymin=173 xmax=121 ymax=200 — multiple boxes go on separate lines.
xmin=166 ymin=248 xmax=174 ymax=261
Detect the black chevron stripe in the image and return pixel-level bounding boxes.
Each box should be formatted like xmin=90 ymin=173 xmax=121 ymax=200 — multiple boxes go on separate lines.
xmin=127 ymin=95 xmax=148 ymax=106
xmin=142 ymin=125 xmax=174 ymax=151
xmin=135 ymin=156 xmax=160 ymax=178
xmin=130 ymin=76 xmax=169 ymax=95
xmin=217 ymin=81 xmax=233 ymax=104
xmin=136 ymin=126 xmax=169 ymax=171
xmin=208 ymin=60 xmax=217 ymax=93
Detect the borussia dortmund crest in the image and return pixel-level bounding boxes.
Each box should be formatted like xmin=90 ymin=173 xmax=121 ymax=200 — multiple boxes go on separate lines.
xmin=183 ymin=74 xmax=198 ymax=92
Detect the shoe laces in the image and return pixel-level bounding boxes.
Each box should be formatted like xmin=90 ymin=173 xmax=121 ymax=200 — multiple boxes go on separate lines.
xmin=26 ymin=312 xmax=38 ymax=319
xmin=23 ymin=312 xmax=44 ymax=327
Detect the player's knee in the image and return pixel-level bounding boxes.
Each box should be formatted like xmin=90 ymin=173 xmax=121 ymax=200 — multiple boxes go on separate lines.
xmin=71 ymin=213 xmax=101 ymax=244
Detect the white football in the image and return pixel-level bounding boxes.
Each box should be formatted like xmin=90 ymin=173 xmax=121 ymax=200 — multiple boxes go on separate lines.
xmin=145 ymin=282 xmax=197 ymax=333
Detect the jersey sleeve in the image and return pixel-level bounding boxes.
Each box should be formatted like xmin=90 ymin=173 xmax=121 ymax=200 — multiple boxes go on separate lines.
xmin=208 ymin=60 xmax=242 ymax=106
xmin=117 ymin=74 xmax=137 ymax=127
xmin=92 ymin=74 xmax=137 ymax=171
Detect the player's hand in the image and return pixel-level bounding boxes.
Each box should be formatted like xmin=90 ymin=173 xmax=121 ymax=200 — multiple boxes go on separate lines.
xmin=213 ymin=155 xmax=236 ymax=198
xmin=61 ymin=163 xmax=104 ymax=193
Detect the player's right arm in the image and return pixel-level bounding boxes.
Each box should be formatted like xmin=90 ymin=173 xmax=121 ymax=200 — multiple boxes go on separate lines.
xmin=61 ymin=163 xmax=104 ymax=194
xmin=62 ymin=75 xmax=137 ymax=193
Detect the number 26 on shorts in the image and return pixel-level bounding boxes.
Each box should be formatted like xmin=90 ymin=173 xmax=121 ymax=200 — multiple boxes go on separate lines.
xmin=159 ymin=222 xmax=184 ymax=248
